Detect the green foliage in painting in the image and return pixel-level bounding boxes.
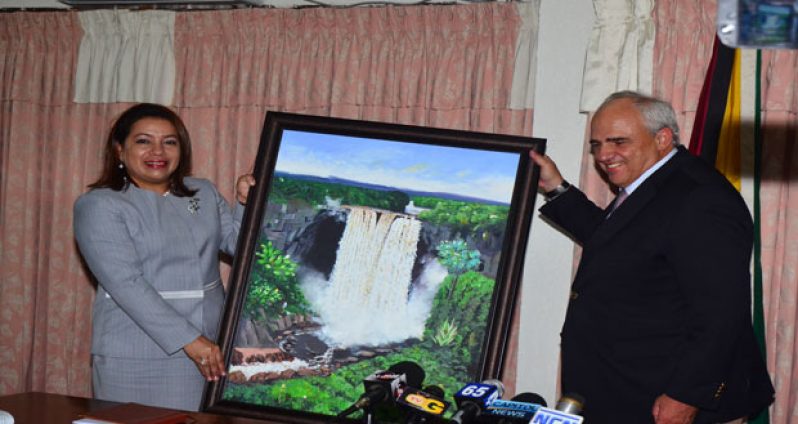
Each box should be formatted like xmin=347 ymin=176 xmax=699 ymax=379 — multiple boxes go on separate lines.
xmin=413 ymin=196 xmax=509 ymax=235
xmin=436 ymin=239 xmax=481 ymax=298
xmin=245 ymin=241 xmax=310 ymax=318
xmin=423 ymin=271 xmax=495 ymax=375
xmin=224 ymin=268 xmax=496 ymax=419
xmin=437 ymin=239 xmax=481 ymax=277
xmin=269 ymin=176 xmax=410 ymax=212
xmin=432 ymin=318 xmax=459 ymax=347
xmin=224 ymin=356 xmax=392 ymax=416
xmin=222 ymin=345 xmax=468 ymax=419
xmin=408 ymin=196 xmax=440 ymax=209
xmin=226 ymin=235 xmax=496 ymax=421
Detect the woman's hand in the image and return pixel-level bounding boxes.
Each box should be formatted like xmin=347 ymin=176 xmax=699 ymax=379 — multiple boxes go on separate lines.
xmin=184 ymin=335 xmax=226 ymax=381
xmin=236 ymin=174 xmax=256 ymax=205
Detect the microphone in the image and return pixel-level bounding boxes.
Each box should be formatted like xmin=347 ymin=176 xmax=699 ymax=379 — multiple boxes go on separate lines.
xmin=398 ymin=385 xmax=450 ymax=424
xmin=449 ymin=379 xmax=504 ymax=424
xmin=513 ymin=392 xmax=547 ymax=407
xmin=483 ymin=392 xmax=547 ymax=423
xmin=555 ymin=393 xmax=585 ymax=415
xmin=0 ymin=410 xmax=13 ymax=424
xmin=336 ymin=361 xmax=426 ymax=418
xmin=530 ymin=393 xmax=584 ymax=424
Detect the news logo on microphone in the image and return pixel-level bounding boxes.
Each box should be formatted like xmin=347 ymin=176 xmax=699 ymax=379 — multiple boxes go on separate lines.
xmin=485 ymin=399 xmax=543 ymax=420
xmin=397 ymin=387 xmax=450 ymax=416
xmin=450 ymin=380 xmax=504 ymax=424
xmin=454 ymin=383 xmax=502 ymax=407
xmin=530 ymin=407 xmax=584 ymax=424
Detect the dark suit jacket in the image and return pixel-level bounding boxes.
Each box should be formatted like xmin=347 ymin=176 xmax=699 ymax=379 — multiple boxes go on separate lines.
xmin=540 ymin=147 xmax=774 ymax=423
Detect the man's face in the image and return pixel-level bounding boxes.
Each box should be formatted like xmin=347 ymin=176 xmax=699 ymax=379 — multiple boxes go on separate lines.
xmin=589 ymin=98 xmax=674 ymax=188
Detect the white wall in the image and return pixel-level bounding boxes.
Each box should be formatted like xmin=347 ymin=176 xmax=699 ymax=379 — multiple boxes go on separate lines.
xmin=516 ymin=0 xmax=594 ymax=405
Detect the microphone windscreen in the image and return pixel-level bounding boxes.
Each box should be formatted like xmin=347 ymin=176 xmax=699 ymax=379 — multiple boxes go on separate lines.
xmin=511 ymin=392 xmax=547 ymax=407
xmin=389 ymin=361 xmax=425 ymax=387
xmin=481 ymin=379 xmax=505 ymax=398
xmin=422 ymin=385 xmax=445 ymax=399
xmin=556 ymin=393 xmax=585 ymax=415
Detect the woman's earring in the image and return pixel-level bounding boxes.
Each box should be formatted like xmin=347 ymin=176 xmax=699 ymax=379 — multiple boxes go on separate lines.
xmin=119 ymin=162 xmax=128 ymax=183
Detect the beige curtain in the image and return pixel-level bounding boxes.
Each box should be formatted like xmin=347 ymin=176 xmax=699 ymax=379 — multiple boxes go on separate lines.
xmin=578 ymin=0 xmax=656 ymax=209
xmin=580 ymin=0 xmax=654 ymax=113
xmin=0 ymin=11 xmax=97 ymax=397
xmin=759 ymin=49 xmax=798 ymax=424
xmin=74 ymin=10 xmax=176 ymax=104
xmin=0 ymin=3 xmax=536 ymax=397
xmin=652 ymin=0 xmax=718 ymax=143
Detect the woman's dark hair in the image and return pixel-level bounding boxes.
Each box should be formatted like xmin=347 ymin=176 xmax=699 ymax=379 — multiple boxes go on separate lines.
xmin=89 ymin=103 xmax=197 ymax=197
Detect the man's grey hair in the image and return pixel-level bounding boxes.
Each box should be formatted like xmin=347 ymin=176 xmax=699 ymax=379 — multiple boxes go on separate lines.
xmin=598 ymin=91 xmax=681 ymax=146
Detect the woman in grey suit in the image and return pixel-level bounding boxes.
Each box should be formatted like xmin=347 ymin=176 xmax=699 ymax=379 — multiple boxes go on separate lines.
xmin=74 ymin=104 xmax=254 ymax=411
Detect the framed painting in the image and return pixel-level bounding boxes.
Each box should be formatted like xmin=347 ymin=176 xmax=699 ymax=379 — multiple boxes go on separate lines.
xmin=202 ymin=112 xmax=545 ymax=423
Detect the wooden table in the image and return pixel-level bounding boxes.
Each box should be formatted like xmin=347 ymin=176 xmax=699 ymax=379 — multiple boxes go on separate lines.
xmin=0 ymin=392 xmax=279 ymax=424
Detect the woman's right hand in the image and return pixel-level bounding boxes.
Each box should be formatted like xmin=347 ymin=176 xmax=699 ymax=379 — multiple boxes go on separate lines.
xmin=184 ymin=335 xmax=226 ymax=381
xmin=236 ymin=174 xmax=256 ymax=205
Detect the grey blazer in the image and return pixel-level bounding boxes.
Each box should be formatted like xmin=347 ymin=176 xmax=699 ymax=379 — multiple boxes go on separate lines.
xmin=74 ymin=177 xmax=242 ymax=359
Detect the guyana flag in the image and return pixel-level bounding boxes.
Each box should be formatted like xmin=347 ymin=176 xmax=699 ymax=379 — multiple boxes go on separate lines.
xmin=688 ymin=35 xmax=769 ymax=424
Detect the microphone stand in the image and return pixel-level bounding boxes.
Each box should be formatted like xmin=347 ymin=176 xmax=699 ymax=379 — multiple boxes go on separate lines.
xmin=363 ymin=407 xmax=375 ymax=424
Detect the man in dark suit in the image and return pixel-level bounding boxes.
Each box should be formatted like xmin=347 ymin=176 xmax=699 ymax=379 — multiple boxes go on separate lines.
xmin=530 ymin=91 xmax=774 ymax=424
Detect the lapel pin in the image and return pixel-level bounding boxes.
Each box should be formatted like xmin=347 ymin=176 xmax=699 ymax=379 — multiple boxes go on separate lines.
xmin=188 ymin=198 xmax=200 ymax=215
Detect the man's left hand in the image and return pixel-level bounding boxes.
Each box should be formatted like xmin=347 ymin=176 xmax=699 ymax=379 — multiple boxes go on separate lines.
xmin=652 ymin=394 xmax=698 ymax=424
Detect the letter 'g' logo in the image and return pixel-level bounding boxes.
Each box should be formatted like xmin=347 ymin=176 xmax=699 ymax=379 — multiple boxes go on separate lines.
xmin=405 ymin=394 xmax=446 ymax=414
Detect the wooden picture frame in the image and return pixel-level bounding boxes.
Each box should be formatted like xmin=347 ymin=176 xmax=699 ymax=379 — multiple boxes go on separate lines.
xmin=202 ymin=112 xmax=545 ymax=423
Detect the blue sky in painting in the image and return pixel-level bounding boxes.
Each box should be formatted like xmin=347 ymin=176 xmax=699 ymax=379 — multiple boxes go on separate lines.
xmin=275 ymin=130 xmax=521 ymax=204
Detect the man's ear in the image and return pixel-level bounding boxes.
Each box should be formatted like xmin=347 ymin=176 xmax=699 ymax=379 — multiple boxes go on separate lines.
xmin=655 ymin=128 xmax=674 ymax=150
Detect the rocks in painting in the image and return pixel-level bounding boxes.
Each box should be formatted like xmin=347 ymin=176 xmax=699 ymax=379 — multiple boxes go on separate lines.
xmin=246 ymin=366 xmax=332 ymax=383
xmin=227 ymin=371 xmax=248 ymax=383
xmin=331 ymin=347 xmax=351 ymax=361
xmin=269 ymin=314 xmax=315 ymax=333
xmin=283 ymin=209 xmax=347 ymax=279
xmin=228 ymin=337 xmax=425 ymax=384
xmin=278 ymin=331 xmax=330 ymax=362
xmin=250 ymin=369 xmax=297 ymax=382
xmin=297 ymin=367 xmax=321 ymax=377
xmin=278 ymin=336 xmax=296 ymax=353
xmin=231 ymin=349 xmax=244 ymax=365
xmin=231 ymin=347 xmax=295 ymax=366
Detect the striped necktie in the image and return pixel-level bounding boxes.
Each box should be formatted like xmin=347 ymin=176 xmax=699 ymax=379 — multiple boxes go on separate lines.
xmin=608 ymin=189 xmax=628 ymax=217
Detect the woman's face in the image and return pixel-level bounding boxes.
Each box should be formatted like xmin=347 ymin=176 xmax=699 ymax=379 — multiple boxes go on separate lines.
xmin=116 ymin=117 xmax=181 ymax=194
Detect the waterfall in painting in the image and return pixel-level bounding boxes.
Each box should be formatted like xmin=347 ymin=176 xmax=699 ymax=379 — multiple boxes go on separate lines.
xmin=316 ymin=206 xmax=423 ymax=347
